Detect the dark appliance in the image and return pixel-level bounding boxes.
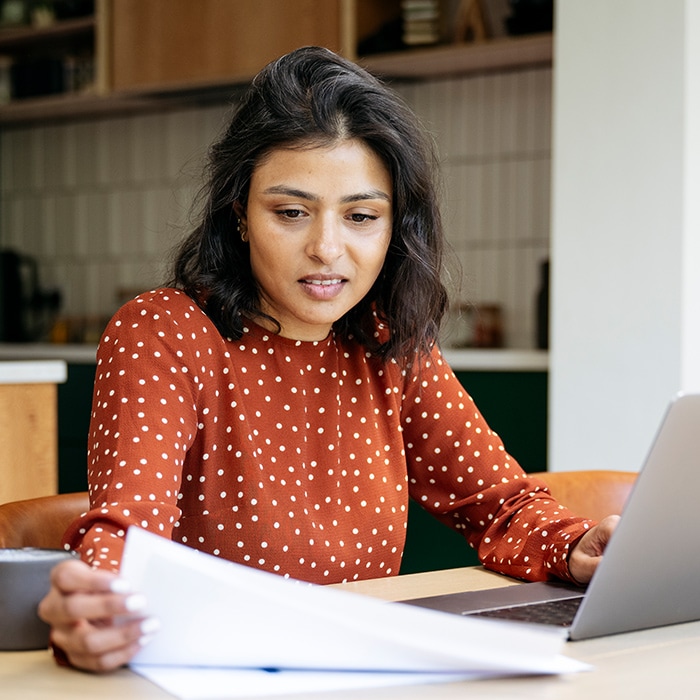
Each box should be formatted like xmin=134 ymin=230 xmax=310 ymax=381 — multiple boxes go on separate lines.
xmin=0 ymin=249 xmax=61 ymax=342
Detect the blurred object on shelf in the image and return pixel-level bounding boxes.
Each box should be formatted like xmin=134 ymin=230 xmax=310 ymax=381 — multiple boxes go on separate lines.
xmin=0 ymin=54 xmax=11 ymax=102
xmin=30 ymin=1 xmax=55 ymax=28
xmin=443 ymin=302 xmax=504 ymax=349
xmin=116 ymin=286 xmax=150 ymax=306
xmin=451 ymin=0 xmax=487 ymax=43
xmin=402 ymin=0 xmax=441 ymax=47
xmin=0 ymin=248 xmax=61 ymax=342
xmin=9 ymin=51 xmax=94 ymax=99
xmin=48 ymin=313 xmax=109 ymax=344
xmin=535 ymin=258 xmax=549 ymax=350
xmin=505 ymin=0 xmax=553 ymax=35
xmin=0 ymin=0 xmax=28 ymax=27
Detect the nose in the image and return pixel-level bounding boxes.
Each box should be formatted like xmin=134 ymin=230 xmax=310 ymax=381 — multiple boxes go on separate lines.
xmin=305 ymin=214 xmax=343 ymax=264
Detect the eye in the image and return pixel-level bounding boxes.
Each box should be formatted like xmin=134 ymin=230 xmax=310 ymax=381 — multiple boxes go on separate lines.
xmin=276 ymin=208 xmax=306 ymax=219
xmin=348 ymin=213 xmax=378 ymax=223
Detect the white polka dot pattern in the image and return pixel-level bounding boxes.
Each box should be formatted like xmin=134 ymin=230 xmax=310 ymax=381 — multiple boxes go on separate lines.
xmin=63 ymin=288 xmax=592 ymax=584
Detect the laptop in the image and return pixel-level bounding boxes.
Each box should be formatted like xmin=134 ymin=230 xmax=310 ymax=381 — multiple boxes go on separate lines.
xmin=404 ymin=392 xmax=700 ymax=640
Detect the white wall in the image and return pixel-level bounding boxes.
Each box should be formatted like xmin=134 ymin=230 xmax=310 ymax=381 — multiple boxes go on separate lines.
xmin=550 ymin=0 xmax=700 ymax=472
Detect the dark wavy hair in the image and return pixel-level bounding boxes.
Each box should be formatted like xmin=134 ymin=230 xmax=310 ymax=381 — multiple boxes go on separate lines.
xmin=171 ymin=46 xmax=448 ymax=365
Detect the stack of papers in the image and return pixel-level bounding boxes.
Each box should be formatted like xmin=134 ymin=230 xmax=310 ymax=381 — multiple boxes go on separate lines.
xmin=121 ymin=528 xmax=588 ymax=698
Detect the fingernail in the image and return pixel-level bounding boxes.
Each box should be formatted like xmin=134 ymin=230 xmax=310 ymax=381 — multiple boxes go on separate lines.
xmin=124 ymin=593 xmax=148 ymax=612
xmin=140 ymin=617 xmax=160 ymax=636
xmin=110 ymin=578 xmax=133 ymax=594
xmin=139 ymin=618 xmax=160 ymax=648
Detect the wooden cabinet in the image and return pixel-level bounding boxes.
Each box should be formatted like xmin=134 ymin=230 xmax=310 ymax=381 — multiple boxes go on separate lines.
xmin=0 ymin=361 xmax=66 ymax=504
xmin=108 ymin=0 xmax=345 ymax=93
xmin=0 ymin=0 xmax=552 ymax=126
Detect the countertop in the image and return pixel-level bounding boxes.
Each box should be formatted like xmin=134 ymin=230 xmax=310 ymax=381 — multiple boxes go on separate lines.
xmin=0 ymin=344 xmax=548 ymax=372
xmin=0 ymin=343 xmax=97 ymax=364
xmin=0 ymin=359 xmax=67 ymax=384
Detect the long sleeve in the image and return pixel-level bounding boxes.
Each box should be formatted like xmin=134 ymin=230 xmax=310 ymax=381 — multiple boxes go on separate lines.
xmin=63 ymin=291 xmax=201 ymax=570
xmin=400 ymin=347 xmax=593 ymax=583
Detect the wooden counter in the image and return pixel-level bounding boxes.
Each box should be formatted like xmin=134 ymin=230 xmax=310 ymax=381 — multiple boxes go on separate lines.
xmin=0 ymin=360 xmax=67 ymax=504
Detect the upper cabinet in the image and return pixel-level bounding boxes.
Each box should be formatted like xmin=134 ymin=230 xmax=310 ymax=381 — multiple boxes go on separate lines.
xmin=0 ymin=0 xmax=553 ymax=126
xmin=109 ymin=0 xmax=345 ymax=93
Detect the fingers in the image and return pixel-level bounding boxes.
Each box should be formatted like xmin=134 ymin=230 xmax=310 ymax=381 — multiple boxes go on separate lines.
xmin=38 ymin=558 xmax=160 ymax=673
xmin=38 ymin=560 xmax=141 ymax=628
xmin=568 ymin=515 xmax=621 ymax=584
xmin=50 ymin=558 xmax=124 ymax=595
xmin=50 ymin=616 xmax=160 ymax=674
xmin=596 ymin=514 xmax=621 ymax=543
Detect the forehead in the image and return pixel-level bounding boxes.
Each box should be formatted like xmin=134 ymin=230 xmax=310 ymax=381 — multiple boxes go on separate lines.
xmin=251 ymin=139 xmax=390 ymax=184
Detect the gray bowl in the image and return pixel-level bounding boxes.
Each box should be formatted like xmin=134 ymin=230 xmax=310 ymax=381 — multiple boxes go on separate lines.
xmin=0 ymin=548 xmax=74 ymax=650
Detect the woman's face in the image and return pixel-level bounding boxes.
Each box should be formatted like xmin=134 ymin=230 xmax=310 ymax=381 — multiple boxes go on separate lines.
xmin=239 ymin=139 xmax=393 ymax=341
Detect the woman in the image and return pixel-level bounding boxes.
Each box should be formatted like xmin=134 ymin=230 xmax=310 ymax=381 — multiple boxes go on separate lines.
xmin=39 ymin=46 xmax=617 ymax=672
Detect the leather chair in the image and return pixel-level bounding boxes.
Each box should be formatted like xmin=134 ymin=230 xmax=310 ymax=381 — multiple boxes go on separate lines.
xmin=0 ymin=492 xmax=89 ymax=550
xmin=531 ymin=470 xmax=637 ymax=521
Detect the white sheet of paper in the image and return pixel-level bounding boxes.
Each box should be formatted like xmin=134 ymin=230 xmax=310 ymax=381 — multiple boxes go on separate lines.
xmin=121 ymin=528 xmax=588 ymax=698
xmin=132 ymin=665 xmax=489 ymax=699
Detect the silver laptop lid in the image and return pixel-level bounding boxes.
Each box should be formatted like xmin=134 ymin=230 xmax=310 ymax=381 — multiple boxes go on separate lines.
xmin=569 ymin=392 xmax=700 ymax=639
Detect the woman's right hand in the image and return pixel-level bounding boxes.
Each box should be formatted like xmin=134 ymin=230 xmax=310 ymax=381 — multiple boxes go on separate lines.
xmin=37 ymin=557 xmax=159 ymax=673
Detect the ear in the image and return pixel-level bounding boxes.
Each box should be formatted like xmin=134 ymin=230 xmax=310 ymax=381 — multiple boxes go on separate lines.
xmin=233 ymin=201 xmax=247 ymax=225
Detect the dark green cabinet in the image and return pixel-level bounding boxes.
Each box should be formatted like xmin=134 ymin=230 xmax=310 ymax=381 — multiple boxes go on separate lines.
xmin=57 ymin=364 xmax=94 ymax=494
xmin=400 ymin=370 xmax=548 ymax=574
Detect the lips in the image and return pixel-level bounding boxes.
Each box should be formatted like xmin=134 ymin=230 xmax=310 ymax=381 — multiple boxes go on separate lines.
xmin=305 ymin=278 xmax=344 ymax=286
xmin=299 ymin=275 xmax=347 ymax=300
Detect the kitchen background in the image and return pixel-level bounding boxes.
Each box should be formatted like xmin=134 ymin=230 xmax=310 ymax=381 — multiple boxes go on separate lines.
xmin=0 ymin=64 xmax=552 ymax=348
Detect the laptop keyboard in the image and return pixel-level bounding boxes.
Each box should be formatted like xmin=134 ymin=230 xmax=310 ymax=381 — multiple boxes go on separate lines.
xmin=466 ymin=596 xmax=584 ymax=628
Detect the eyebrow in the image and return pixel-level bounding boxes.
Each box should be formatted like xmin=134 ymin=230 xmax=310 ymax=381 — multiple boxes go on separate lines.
xmin=262 ymin=185 xmax=391 ymax=204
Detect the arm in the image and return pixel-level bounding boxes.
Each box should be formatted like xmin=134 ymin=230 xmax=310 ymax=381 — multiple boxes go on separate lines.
xmin=401 ymin=347 xmax=596 ymax=583
xmin=63 ymin=290 xmax=201 ymax=569
xmin=43 ymin=290 xmax=203 ymax=670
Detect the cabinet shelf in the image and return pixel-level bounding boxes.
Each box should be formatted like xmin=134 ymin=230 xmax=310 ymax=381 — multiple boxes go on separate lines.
xmin=0 ymin=16 xmax=94 ymax=51
xmin=0 ymin=28 xmax=553 ymax=127
xmin=359 ymin=32 xmax=553 ymax=80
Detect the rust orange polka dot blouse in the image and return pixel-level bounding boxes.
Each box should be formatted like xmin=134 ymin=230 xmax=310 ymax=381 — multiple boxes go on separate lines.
xmin=63 ymin=288 xmax=592 ymax=584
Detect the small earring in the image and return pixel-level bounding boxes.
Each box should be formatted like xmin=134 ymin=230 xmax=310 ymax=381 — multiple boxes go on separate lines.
xmin=238 ymin=219 xmax=248 ymax=243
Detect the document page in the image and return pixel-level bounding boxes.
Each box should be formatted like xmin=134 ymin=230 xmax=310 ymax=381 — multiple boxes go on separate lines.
xmin=121 ymin=527 xmax=588 ymax=698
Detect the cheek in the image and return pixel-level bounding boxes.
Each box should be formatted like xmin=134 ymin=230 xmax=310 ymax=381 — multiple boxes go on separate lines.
xmin=370 ymin=238 xmax=391 ymax=273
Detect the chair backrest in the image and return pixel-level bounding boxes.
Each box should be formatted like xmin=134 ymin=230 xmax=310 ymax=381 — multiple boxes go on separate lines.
xmin=531 ymin=470 xmax=637 ymax=521
xmin=0 ymin=492 xmax=89 ymax=550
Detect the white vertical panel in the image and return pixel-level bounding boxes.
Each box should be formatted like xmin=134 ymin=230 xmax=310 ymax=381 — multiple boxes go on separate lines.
xmin=531 ymin=157 xmax=551 ymax=242
xmin=479 ymin=74 xmax=499 ymax=157
xmin=75 ymin=121 xmax=99 ymax=188
xmin=52 ymin=194 xmax=77 ymax=260
xmin=99 ymin=118 xmax=133 ymax=186
xmin=73 ymin=192 xmax=90 ymax=259
xmin=132 ymin=113 xmax=167 ymax=184
xmin=463 ymin=163 xmax=482 ymax=245
xmin=495 ymin=72 xmax=518 ymax=156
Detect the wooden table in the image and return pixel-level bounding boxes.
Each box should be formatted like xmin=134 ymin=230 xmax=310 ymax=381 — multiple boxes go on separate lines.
xmin=2 ymin=566 xmax=699 ymax=699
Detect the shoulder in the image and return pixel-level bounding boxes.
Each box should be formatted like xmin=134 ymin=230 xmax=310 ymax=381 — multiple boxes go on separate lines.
xmin=121 ymin=287 xmax=203 ymax=318
xmin=98 ymin=287 xmax=220 ymax=354
xmin=106 ymin=287 xmax=214 ymax=332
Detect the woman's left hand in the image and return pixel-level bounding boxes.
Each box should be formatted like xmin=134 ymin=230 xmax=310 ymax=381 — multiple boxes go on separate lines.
xmin=568 ymin=515 xmax=620 ymax=584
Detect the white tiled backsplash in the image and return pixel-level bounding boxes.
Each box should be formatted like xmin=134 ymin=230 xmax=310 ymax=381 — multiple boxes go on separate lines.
xmin=0 ymin=67 xmax=551 ymax=348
